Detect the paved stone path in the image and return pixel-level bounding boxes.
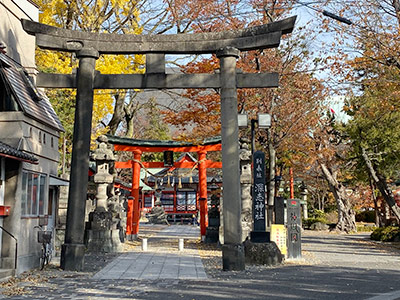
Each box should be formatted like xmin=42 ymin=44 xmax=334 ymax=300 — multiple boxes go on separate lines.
xmin=92 ymin=225 xmax=207 ymax=280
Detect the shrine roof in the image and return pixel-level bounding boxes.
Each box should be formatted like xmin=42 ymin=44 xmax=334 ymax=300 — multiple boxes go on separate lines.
xmin=106 ymin=135 xmax=221 ymax=149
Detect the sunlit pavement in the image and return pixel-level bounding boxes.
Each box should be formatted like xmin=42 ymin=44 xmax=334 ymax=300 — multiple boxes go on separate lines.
xmin=92 ymin=225 xmax=207 ymax=280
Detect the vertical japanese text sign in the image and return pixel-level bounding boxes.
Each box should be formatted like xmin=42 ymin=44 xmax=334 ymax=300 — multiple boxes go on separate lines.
xmin=163 ymin=150 xmax=174 ymax=167
xmin=253 ymin=151 xmax=266 ymax=232
xmin=287 ymin=199 xmax=302 ymax=259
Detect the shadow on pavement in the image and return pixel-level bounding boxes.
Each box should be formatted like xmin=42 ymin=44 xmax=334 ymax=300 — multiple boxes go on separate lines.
xmin=11 ymin=264 xmax=400 ymax=300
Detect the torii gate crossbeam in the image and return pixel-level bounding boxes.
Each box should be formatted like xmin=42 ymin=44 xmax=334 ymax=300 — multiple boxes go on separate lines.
xmin=22 ymin=16 xmax=296 ymax=271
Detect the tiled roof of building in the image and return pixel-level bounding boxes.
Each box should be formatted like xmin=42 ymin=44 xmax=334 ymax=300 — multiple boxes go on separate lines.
xmin=0 ymin=53 xmax=64 ymax=132
xmin=0 ymin=140 xmax=38 ymax=163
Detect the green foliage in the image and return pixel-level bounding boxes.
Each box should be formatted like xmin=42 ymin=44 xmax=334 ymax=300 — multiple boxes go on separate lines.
xmin=303 ymin=217 xmax=328 ymax=229
xmin=141 ymin=98 xmax=171 ymax=141
xmin=370 ymin=226 xmax=400 ymax=242
xmin=345 ymin=95 xmax=400 ymax=180
xmin=303 ymin=209 xmax=329 ymax=228
xmin=342 ymin=39 xmax=400 ymax=183
xmin=309 ymin=209 xmax=326 ymax=219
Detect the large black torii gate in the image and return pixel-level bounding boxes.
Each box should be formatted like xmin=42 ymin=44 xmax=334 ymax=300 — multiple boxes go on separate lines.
xmin=22 ymin=16 xmax=296 ymax=271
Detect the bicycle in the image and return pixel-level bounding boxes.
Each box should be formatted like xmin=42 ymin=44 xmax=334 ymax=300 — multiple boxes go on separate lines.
xmin=34 ymin=225 xmax=52 ymax=270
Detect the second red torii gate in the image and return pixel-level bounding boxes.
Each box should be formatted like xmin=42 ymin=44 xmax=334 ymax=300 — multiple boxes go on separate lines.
xmin=107 ymin=135 xmax=222 ymax=240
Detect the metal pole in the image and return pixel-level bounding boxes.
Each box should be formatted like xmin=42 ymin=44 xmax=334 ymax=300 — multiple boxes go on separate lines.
xmin=217 ymin=47 xmax=245 ymax=271
xmin=251 ymin=119 xmax=256 ymax=155
xmin=62 ymin=136 xmax=66 ymax=174
xmin=290 ymin=167 xmax=294 ymax=199
xmin=61 ymin=48 xmax=99 ymax=271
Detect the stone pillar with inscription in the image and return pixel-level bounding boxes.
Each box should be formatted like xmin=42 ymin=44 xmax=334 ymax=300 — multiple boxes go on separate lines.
xmin=287 ymin=199 xmax=302 ymax=259
xmin=244 ymin=151 xmax=282 ymax=266
xmin=85 ymin=136 xmax=122 ymax=253
xmin=250 ymin=151 xmax=270 ymax=243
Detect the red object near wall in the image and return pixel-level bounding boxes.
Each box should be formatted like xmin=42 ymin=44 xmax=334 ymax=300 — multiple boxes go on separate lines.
xmin=0 ymin=205 xmax=11 ymax=216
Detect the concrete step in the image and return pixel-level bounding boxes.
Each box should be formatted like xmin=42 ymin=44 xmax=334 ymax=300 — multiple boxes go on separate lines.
xmin=0 ymin=269 xmax=14 ymax=282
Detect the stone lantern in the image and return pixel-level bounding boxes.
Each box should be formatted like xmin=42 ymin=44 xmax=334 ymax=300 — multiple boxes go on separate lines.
xmin=300 ymin=182 xmax=308 ymax=220
xmin=85 ymin=135 xmax=122 ymax=252
xmin=205 ymin=179 xmax=221 ymax=243
xmin=92 ymin=135 xmax=115 ymax=212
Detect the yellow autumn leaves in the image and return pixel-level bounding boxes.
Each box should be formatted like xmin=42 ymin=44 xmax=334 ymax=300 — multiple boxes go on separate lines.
xmin=34 ymin=0 xmax=145 ymax=145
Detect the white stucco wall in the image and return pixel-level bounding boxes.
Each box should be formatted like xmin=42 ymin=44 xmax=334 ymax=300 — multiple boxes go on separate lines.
xmin=0 ymin=1 xmax=64 ymax=274
xmin=0 ymin=0 xmax=38 ymax=75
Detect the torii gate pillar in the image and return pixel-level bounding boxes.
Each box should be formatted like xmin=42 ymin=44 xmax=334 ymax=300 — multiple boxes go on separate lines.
xmin=61 ymin=48 xmax=99 ymax=271
xmin=197 ymin=150 xmax=208 ymax=239
xmin=217 ymin=47 xmax=245 ymax=270
xmin=129 ymin=150 xmax=142 ymax=240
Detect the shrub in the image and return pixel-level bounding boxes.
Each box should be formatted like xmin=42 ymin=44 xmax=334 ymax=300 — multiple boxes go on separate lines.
xmin=309 ymin=209 xmax=326 ymax=219
xmin=303 ymin=217 xmax=328 ymax=229
xmin=370 ymin=226 xmax=400 ymax=242
xmin=303 ymin=209 xmax=329 ymax=229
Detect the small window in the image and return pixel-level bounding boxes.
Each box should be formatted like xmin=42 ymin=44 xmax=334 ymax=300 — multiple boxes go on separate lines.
xmin=29 ymin=128 xmax=32 ymax=138
xmin=43 ymin=133 xmax=46 ymax=144
xmin=160 ymin=192 xmax=174 ymax=212
xmin=21 ymin=171 xmax=47 ymax=217
xmin=144 ymin=194 xmax=153 ymax=208
xmin=39 ymin=132 xmax=41 ymax=143
xmin=176 ymin=190 xmax=197 ymax=211
xmin=51 ymin=137 xmax=54 ymax=148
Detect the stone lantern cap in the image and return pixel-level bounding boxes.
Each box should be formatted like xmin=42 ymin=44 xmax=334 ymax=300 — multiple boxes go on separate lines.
xmin=92 ymin=135 xmax=115 ymax=161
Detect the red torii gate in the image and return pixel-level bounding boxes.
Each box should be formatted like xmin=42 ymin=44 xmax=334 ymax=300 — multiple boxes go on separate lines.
xmin=108 ymin=135 xmax=222 ymax=240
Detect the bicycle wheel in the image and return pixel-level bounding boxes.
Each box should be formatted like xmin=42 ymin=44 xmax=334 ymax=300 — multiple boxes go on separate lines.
xmin=46 ymin=245 xmax=52 ymax=265
xmin=40 ymin=246 xmax=46 ymax=270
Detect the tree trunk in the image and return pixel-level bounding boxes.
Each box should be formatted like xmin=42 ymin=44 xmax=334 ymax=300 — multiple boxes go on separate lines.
xmin=125 ymin=114 xmax=134 ymax=138
xmin=107 ymin=93 xmax=125 ymax=135
xmin=319 ymin=162 xmax=356 ymax=232
xmin=321 ymin=195 xmax=325 ymax=211
xmin=369 ymin=179 xmax=382 ymax=227
xmin=317 ymin=194 xmax=321 ymax=210
xmin=361 ymin=147 xmax=400 ymax=221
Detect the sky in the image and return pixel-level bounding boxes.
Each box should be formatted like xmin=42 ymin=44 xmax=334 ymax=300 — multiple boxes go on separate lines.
xmin=293 ymin=4 xmax=355 ymax=122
